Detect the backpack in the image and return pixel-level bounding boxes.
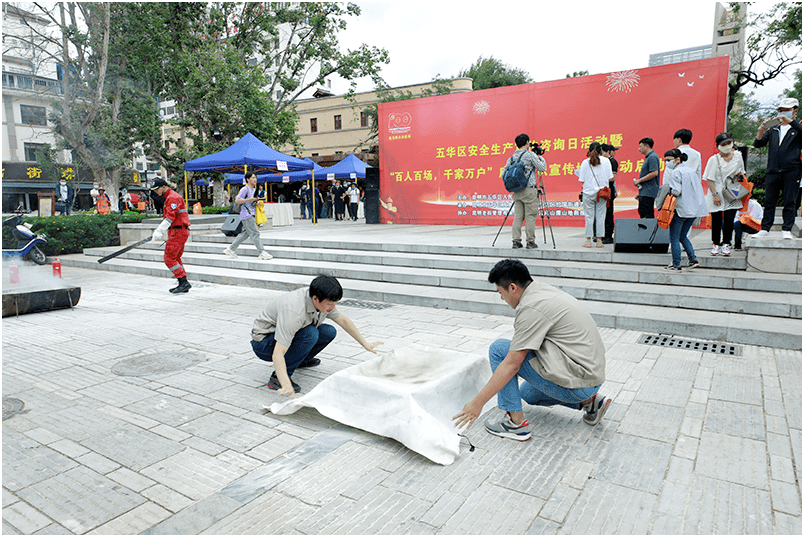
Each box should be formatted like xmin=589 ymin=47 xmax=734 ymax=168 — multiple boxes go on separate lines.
xmin=657 ymin=193 xmax=676 ymax=230
xmin=502 ymin=152 xmax=529 ymax=192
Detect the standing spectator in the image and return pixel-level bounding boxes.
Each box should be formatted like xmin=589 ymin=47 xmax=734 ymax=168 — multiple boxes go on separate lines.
xmin=662 ymin=149 xmax=708 ymax=271
xmin=90 ymin=182 xmax=100 ymax=209
xmin=673 ymin=128 xmax=702 ymax=178
xmin=753 ymin=97 xmax=801 ymax=239
xmin=502 ymin=134 xmax=547 ymax=249
xmin=55 ymin=178 xmax=74 ymax=215
xmin=347 ymin=182 xmax=360 ymax=220
xmin=703 ymin=132 xmax=745 ymax=256
xmin=332 ymin=180 xmax=346 ymax=221
xmin=299 ymin=184 xmax=309 ymax=219
xmin=601 ymin=144 xmax=619 ymax=244
xmin=733 ymin=198 xmax=764 ymax=250
xmin=96 ymin=187 xmax=111 ymax=215
xmin=223 ymin=172 xmax=273 ymax=260
xmin=634 ymin=138 xmax=660 ymax=218
xmin=578 ymin=142 xmax=613 ymax=248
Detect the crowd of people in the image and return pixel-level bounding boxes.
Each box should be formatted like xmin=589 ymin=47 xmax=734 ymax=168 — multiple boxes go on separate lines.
xmin=500 ymin=96 xmax=800 ymax=270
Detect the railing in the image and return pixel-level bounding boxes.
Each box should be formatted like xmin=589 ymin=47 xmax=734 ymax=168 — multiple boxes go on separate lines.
xmin=2 ymin=71 xmax=63 ymax=95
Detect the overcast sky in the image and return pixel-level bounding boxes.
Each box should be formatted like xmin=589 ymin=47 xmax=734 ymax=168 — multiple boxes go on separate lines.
xmin=334 ymin=1 xmax=800 ymax=111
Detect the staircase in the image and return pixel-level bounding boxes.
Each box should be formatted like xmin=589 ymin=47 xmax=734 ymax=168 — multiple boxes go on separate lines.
xmin=59 ymin=222 xmax=802 ymax=350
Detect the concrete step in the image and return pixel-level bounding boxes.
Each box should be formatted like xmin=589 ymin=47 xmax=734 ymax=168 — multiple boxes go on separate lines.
xmin=78 ymin=244 xmax=802 ymax=320
xmin=59 ymin=252 xmax=802 ymax=350
xmin=117 ymin=237 xmax=802 ymax=295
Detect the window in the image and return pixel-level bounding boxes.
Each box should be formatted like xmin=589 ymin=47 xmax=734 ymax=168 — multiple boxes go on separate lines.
xmin=334 ymin=115 xmax=342 ymax=130
xmin=164 ymin=140 xmax=170 ymax=149
xmin=20 ymin=105 xmax=46 ymax=125
xmin=24 ymin=142 xmax=45 ymax=161
xmin=360 ymin=111 xmax=369 ymax=128
xmin=310 ymin=118 xmax=317 ymax=133
xmin=136 ymin=162 xmax=144 ymax=171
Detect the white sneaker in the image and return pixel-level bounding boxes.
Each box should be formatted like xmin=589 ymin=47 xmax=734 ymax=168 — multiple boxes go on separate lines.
xmin=258 ymin=251 xmax=273 ymax=260
xmin=710 ymin=244 xmax=720 ymax=256
xmin=754 ymin=230 xmax=771 ymax=239
xmin=781 ymin=230 xmax=795 ymax=239
xmin=223 ymin=248 xmax=238 ymax=259
xmin=720 ymin=243 xmax=731 ymax=256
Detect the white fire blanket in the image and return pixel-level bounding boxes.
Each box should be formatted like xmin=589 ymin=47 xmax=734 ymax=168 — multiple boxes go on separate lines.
xmin=267 ymin=343 xmax=495 ymax=465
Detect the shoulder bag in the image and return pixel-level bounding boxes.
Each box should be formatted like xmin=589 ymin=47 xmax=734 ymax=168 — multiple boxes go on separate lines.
xmin=590 ymin=165 xmax=611 ymax=202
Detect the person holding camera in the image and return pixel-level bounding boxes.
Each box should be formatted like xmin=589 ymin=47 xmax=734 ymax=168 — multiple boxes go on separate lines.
xmin=502 ymin=134 xmax=547 ymax=249
xmin=601 ymin=144 xmax=619 ymax=244
xmin=703 ymin=132 xmax=745 ymax=256
xmin=753 ymin=97 xmax=801 ymax=239
xmin=578 ymin=142 xmax=613 ymax=248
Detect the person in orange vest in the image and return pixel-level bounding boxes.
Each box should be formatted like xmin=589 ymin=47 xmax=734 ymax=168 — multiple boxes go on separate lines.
xmin=96 ymin=187 xmax=111 ymax=215
xmin=150 ymin=179 xmax=191 ymax=293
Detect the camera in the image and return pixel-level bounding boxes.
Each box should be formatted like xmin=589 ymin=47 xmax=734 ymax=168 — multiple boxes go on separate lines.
xmin=530 ymin=141 xmax=546 ymax=156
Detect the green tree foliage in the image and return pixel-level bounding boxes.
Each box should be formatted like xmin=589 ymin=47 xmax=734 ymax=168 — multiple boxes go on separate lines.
xmin=458 ymin=56 xmax=533 ymax=90
xmin=565 ymin=70 xmax=590 ymax=78
xmin=726 ymin=2 xmax=802 ymax=114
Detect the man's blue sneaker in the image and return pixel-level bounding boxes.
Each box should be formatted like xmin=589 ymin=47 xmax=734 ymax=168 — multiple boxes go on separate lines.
xmin=484 ymin=412 xmax=532 ymax=441
xmin=582 ymin=394 xmax=611 ymax=425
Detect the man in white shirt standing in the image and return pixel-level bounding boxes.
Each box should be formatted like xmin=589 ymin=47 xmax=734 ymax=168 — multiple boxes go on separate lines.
xmin=673 ymin=128 xmax=702 ymax=178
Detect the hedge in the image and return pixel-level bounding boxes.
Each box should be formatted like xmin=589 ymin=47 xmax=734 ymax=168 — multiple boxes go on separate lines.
xmin=2 ymin=213 xmax=152 ymax=256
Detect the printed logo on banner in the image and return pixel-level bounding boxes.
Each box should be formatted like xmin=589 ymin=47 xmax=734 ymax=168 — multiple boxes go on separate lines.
xmin=388 ymin=112 xmax=412 ymax=135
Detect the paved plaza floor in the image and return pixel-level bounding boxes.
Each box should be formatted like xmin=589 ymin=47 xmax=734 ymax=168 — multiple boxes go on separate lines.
xmin=2 ymin=258 xmax=802 ymax=534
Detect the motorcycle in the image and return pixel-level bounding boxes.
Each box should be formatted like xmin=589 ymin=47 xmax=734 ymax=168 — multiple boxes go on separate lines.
xmin=2 ymin=207 xmax=49 ymax=265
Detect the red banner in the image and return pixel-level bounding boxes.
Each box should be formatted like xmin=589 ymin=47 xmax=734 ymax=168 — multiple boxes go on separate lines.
xmin=378 ymin=57 xmax=730 ymax=225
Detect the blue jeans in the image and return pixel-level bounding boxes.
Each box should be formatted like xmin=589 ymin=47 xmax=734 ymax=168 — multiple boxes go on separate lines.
xmin=489 ymin=339 xmax=600 ymax=413
xmin=251 ymin=324 xmax=336 ymax=377
xmin=668 ymin=216 xmax=697 ymax=267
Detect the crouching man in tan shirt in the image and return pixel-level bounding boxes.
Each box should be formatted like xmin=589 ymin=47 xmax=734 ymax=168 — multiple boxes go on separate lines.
xmin=251 ymin=275 xmax=383 ymax=398
xmin=453 ymin=259 xmax=611 ymax=440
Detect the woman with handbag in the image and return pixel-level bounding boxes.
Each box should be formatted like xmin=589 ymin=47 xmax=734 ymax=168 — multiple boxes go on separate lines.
xmin=578 ymin=142 xmax=613 ymax=248
xmin=702 ymin=132 xmax=745 ymax=256
xmin=223 ymin=173 xmax=273 ymax=260
xmin=662 ymin=149 xmax=708 ymax=271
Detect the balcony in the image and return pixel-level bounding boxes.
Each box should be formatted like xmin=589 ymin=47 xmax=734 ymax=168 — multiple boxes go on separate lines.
xmin=2 ymin=71 xmax=63 ymax=95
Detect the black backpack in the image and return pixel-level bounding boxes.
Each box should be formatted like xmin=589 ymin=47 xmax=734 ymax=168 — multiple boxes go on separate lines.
xmin=502 ymin=152 xmax=529 ymax=192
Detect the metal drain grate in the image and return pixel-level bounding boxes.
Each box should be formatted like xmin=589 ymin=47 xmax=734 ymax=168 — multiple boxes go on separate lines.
xmin=338 ymin=299 xmax=395 ymax=310
xmin=112 ymin=352 xmax=206 ymax=376
xmin=638 ymin=334 xmax=742 ymax=356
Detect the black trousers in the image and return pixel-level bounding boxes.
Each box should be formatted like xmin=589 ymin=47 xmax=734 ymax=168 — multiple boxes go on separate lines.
xmin=604 ymin=184 xmax=615 ymax=238
xmin=638 ymin=196 xmax=655 ymax=219
xmin=710 ymin=209 xmax=737 ymax=245
xmin=761 ymin=168 xmax=801 ymax=232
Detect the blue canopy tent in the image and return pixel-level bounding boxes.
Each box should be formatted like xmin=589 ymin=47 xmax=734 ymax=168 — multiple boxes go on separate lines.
xmin=276 ymin=158 xmax=327 ymax=183
xmin=318 ymin=154 xmax=372 ymax=181
xmin=183 ymin=132 xmax=313 ymax=210
xmin=184 ymin=132 xmax=312 ymax=175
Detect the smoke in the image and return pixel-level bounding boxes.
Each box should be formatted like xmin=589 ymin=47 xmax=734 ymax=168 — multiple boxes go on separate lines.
xmin=2 ymin=257 xmax=71 ymax=293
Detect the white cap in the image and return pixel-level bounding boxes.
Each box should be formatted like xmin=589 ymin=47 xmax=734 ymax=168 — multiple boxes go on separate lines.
xmin=779 ymin=97 xmax=799 ymax=109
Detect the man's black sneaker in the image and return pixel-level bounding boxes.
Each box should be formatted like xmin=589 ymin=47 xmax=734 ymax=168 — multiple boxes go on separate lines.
xmin=687 ymin=259 xmax=700 ymax=269
xmin=267 ymin=372 xmax=300 ymax=393
xmin=169 ymin=280 xmax=192 ymax=293
xmin=512 ymin=240 xmax=523 ymax=249
xmin=526 ymin=241 xmax=538 ymax=249
xmin=663 ymin=265 xmax=682 ymax=272
xmin=298 ymin=357 xmax=321 ymax=368
xmin=601 ymin=237 xmax=614 ymax=244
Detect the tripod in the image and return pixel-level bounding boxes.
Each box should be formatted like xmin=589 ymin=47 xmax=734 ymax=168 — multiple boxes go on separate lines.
xmin=492 ymin=171 xmax=556 ymax=248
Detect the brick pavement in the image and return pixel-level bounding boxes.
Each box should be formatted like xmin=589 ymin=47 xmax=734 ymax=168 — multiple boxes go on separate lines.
xmin=2 ymin=266 xmax=801 ymax=534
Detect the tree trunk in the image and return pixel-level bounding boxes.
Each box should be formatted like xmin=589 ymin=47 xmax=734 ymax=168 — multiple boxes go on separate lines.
xmin=214 ymin=178 xmax=228 ymax=207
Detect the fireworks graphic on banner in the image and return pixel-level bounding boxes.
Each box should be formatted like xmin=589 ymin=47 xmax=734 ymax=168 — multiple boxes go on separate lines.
xmin=606 ymin=70 xmax=640 ymax=93
xmin=472 ymin=100 xmax=491 ymax=115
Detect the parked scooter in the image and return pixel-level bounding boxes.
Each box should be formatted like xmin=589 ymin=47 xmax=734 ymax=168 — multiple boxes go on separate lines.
xmin=2 ymin=207 xmax=49 ymax=265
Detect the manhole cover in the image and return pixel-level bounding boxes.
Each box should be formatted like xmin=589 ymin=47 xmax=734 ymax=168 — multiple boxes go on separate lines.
xmin=338 ymin=299 xmax=394 ymax=310
xmin=112 ymin=352 xmax=206 ymax=376
xmin=3 ymin=397 xmax=29 ymax=420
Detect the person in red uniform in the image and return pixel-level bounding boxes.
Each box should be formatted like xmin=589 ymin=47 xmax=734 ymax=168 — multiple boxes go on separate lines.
xmin=150 ymin=179 xmax=191 ymax=293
